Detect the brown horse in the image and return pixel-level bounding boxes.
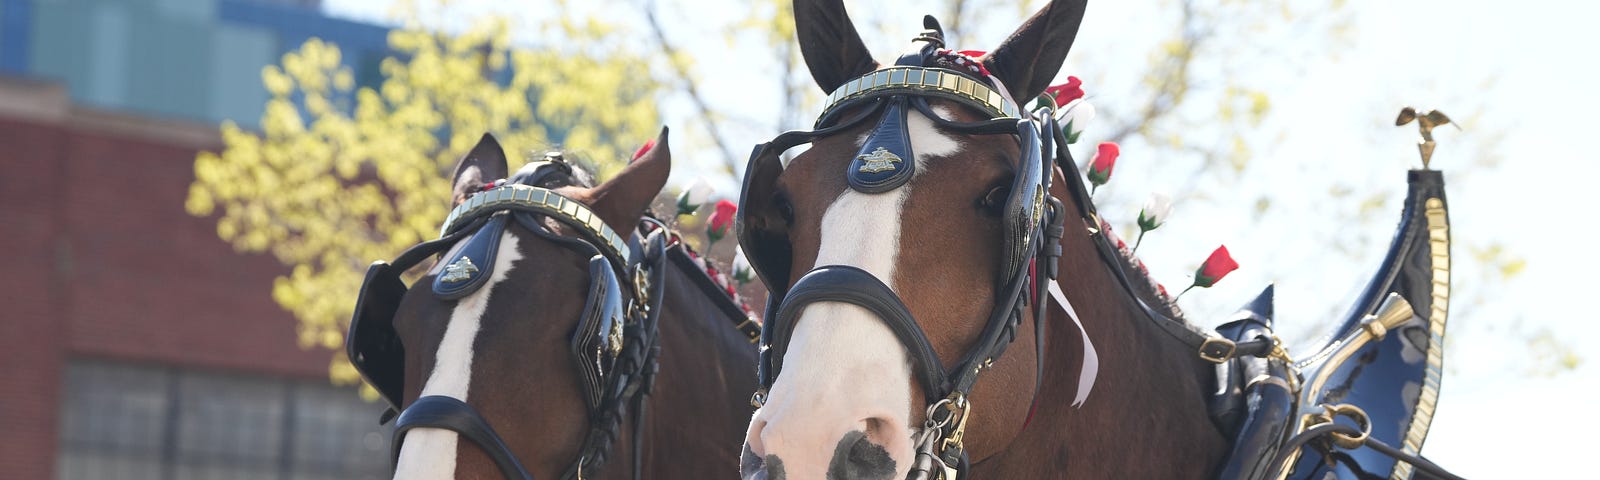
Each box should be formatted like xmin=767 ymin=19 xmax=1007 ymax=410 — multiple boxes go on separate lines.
xmin=735 ymin=1 xmax=1231 ymax=478
xmin=347 ymin=130 xmax=760 ymax=479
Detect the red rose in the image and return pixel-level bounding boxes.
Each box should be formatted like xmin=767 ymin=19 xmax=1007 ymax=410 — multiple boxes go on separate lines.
xmin=707 ymin=199 xmax=737 ymax=244
xmin=1193 ymin=245 xmax=1239 ymax=288
xmin=1087 ymin=142 xmax=1118 ymax=187
xmin=631 ymin=138 xmax=656 ymax=162
xmin=1042 ymin=76 xmax=1084 ymax=108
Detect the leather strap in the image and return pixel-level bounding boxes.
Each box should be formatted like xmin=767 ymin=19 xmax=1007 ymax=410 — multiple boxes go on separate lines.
xmin=769 ymin=265 xmax=950 ymax=402
xmin=393 ymin=395 xmax=534 ymax=479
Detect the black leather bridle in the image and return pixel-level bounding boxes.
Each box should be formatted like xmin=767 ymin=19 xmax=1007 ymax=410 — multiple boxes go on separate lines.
xmin=347 ymin=160 xmax=668 ymax=480
xmin=736 ymin=26 xmax=1063 ymax=477
xmin=736 ymin=22 xmax=1289 ymax=479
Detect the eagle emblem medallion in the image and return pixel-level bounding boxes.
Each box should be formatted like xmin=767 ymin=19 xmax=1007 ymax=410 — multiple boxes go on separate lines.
xmin=439 ymin=256 xmax=480 ymax=283
xmin=856 ymin=147 xmax=904 ymax=174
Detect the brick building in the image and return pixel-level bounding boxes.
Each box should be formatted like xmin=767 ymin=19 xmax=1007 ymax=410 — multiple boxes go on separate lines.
xmin=1 ymin=1 xmax=396 ymax=478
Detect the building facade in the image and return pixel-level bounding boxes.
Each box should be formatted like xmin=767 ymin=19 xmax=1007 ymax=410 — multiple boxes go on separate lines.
xmin=1 ymin=1 xmax=396 ymax=478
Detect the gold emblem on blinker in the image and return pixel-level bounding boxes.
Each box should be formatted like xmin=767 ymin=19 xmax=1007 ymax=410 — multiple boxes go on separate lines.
xmin=439 ymin=256 xmax=479 ymax=283
xmin=607 ymin=321 xmax=625 ymax=357
xmin=856 ymin=147 xmax=904 ymax=174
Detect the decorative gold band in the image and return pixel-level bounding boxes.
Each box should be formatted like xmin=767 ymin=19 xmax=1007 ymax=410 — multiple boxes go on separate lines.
xmin=818 ymin=67 xmax=1021 ymax=125
xmin=440 ymin=184 xmax=630 ymax=261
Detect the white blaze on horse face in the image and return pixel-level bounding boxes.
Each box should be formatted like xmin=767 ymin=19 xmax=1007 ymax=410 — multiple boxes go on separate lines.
xmin=393 ymin=231 xmax=523 ymax=480
xmin=748 ymin=107 xmax=962 ymax=479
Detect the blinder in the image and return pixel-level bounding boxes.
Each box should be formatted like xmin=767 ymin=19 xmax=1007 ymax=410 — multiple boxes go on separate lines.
xmin=570 ymin=254 xmax=626 ymax=410
xmin=350 ymin=218 xmax=486 ymax=413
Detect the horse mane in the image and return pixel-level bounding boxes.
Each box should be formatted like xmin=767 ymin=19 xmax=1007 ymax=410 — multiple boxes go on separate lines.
xmin=642 ymin=214 xmax=761 ymax=324
xmin=1096 ymin=220 xmax=1188 ymax=322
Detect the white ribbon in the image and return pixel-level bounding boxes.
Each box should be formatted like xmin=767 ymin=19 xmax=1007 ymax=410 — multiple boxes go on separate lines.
xmin=1048 ymin=279 xmax=1098 ymax=407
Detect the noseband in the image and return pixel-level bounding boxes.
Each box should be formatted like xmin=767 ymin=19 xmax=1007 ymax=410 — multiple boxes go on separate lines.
xmin=347 ymin=160 xmax=668 ymax=480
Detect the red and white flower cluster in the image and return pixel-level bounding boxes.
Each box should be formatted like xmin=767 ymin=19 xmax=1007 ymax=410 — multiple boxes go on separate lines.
xmin=934 ymin=49 xmax=992 ymax=77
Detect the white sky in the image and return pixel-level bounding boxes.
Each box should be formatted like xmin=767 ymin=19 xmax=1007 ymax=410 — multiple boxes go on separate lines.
xmin=325 ymin=0 xmax=1594 ymax=475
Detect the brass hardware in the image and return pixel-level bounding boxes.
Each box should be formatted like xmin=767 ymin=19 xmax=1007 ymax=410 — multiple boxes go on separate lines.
xmin=439 ymin=256 xmax=479 ymax=283
xmin=1372 ymin=293 xmax=1416 ymax=333
xmin=939 ymin=394 xmax=971 ymax=456
xmin=1265 ymin=335 xmax=1292 ymax=364
xmin=1360 ymin=319 xmax=1388 ymax=340
xmin=1395 ymin=107 xmax=1458 ymax=169
xmin=440 ymin=185 xmax=631 ymax=261
xmin=750 ymin=389 xmax=768 ymax=408
xmin=1246 ymin=374 xmax=1292 ymax=392
xmin=1197 ymin=337 xmax=1237 ymax=364
xmin=1307 ymin=403 xmax=1372 ymax=450
xmin=819 ymin=66 xmax=1022 ymax=125
xmin=736 ymin=318 xmax=762 ymax=343
xmin=1392 ymin=197 xmax=1451 ymax=480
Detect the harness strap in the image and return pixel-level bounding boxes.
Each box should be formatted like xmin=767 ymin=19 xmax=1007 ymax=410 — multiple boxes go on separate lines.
xmin=771 ymin=265 xmax=950 ymax=402
xmin=393 ymin=395 xmax=534 ymax=479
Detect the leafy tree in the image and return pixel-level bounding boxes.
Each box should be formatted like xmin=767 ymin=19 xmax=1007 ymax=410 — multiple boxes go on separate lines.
xmin=186 ymin=14 xmax=665 ymax=396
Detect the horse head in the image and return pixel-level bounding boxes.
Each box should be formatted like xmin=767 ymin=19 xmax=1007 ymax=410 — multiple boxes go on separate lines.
xmin=737 ymin=1 xmax=1109 ymax=478
xmin=349 ymin=130 xmax=685 ymax=479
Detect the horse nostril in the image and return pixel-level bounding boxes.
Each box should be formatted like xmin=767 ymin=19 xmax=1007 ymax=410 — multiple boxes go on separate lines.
xmin=828 ymin=430 xmax=896 ymax=480
xmin=740 ymin=443 xmax=785 ymax=480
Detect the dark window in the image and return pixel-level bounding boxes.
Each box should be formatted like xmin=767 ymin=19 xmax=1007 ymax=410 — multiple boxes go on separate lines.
xmin=55 ymin=360 xmax=390 ymax=480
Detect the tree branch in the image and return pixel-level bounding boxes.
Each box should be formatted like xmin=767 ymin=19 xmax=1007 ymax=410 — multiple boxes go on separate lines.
xmin=644 ymin=0 xmax=741 ymax=176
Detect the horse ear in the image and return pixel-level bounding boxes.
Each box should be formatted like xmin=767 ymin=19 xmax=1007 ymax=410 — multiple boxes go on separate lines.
xmin=451 ymin=133 xmax=510 ymax=207
xmin=979 ymin=0 xmax=1089 ymax=104
xmin=585 ymin=127 xmax=672 ymax=235
xmin=794 ymin=0 xmax=879 ymax=93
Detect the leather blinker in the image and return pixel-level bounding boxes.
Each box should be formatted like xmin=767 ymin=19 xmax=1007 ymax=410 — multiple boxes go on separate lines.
xmin=350 ymin=260 xmax=410 ymax=412
xmin=570 ymin=254 xmax=626 ymax=409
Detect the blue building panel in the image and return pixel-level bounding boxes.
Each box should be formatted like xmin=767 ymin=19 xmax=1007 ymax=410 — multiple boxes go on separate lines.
xmin=0 ymin=0 xmax=394 ymax=126
xmin=0 ymin=0 xmax=34 ymax=73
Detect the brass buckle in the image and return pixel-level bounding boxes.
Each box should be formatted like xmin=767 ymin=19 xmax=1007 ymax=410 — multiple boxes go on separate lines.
xmin=736 ymin=317 xmax=762 ymax=343
xmin=1307 ymin=403 xmax=1372 ymax=450
xmin=1198 ymin=337 xmax=1236 ymax=364
xmin=939 ymin=394 xmax=971 ymax=455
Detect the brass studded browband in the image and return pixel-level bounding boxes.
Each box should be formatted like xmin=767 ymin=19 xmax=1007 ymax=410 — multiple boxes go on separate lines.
xmin=818 ymin=66 xmax=1021 ymax=126
xmin=440 ymin=184 xmax=630 ymax=261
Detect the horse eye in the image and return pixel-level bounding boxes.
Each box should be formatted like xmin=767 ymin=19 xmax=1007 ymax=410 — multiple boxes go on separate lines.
xmin=980 ymin=185 xmax=1011 ymax=215
xmin=776 ymin=195 xmax=796 ymax=225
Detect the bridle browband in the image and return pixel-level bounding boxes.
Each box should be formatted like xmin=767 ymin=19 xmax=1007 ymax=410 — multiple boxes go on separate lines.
xmin=348 ymin=160 xmax=673 ymax=480
xmin=737 ymin=22 xmax=1287 ymax=480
